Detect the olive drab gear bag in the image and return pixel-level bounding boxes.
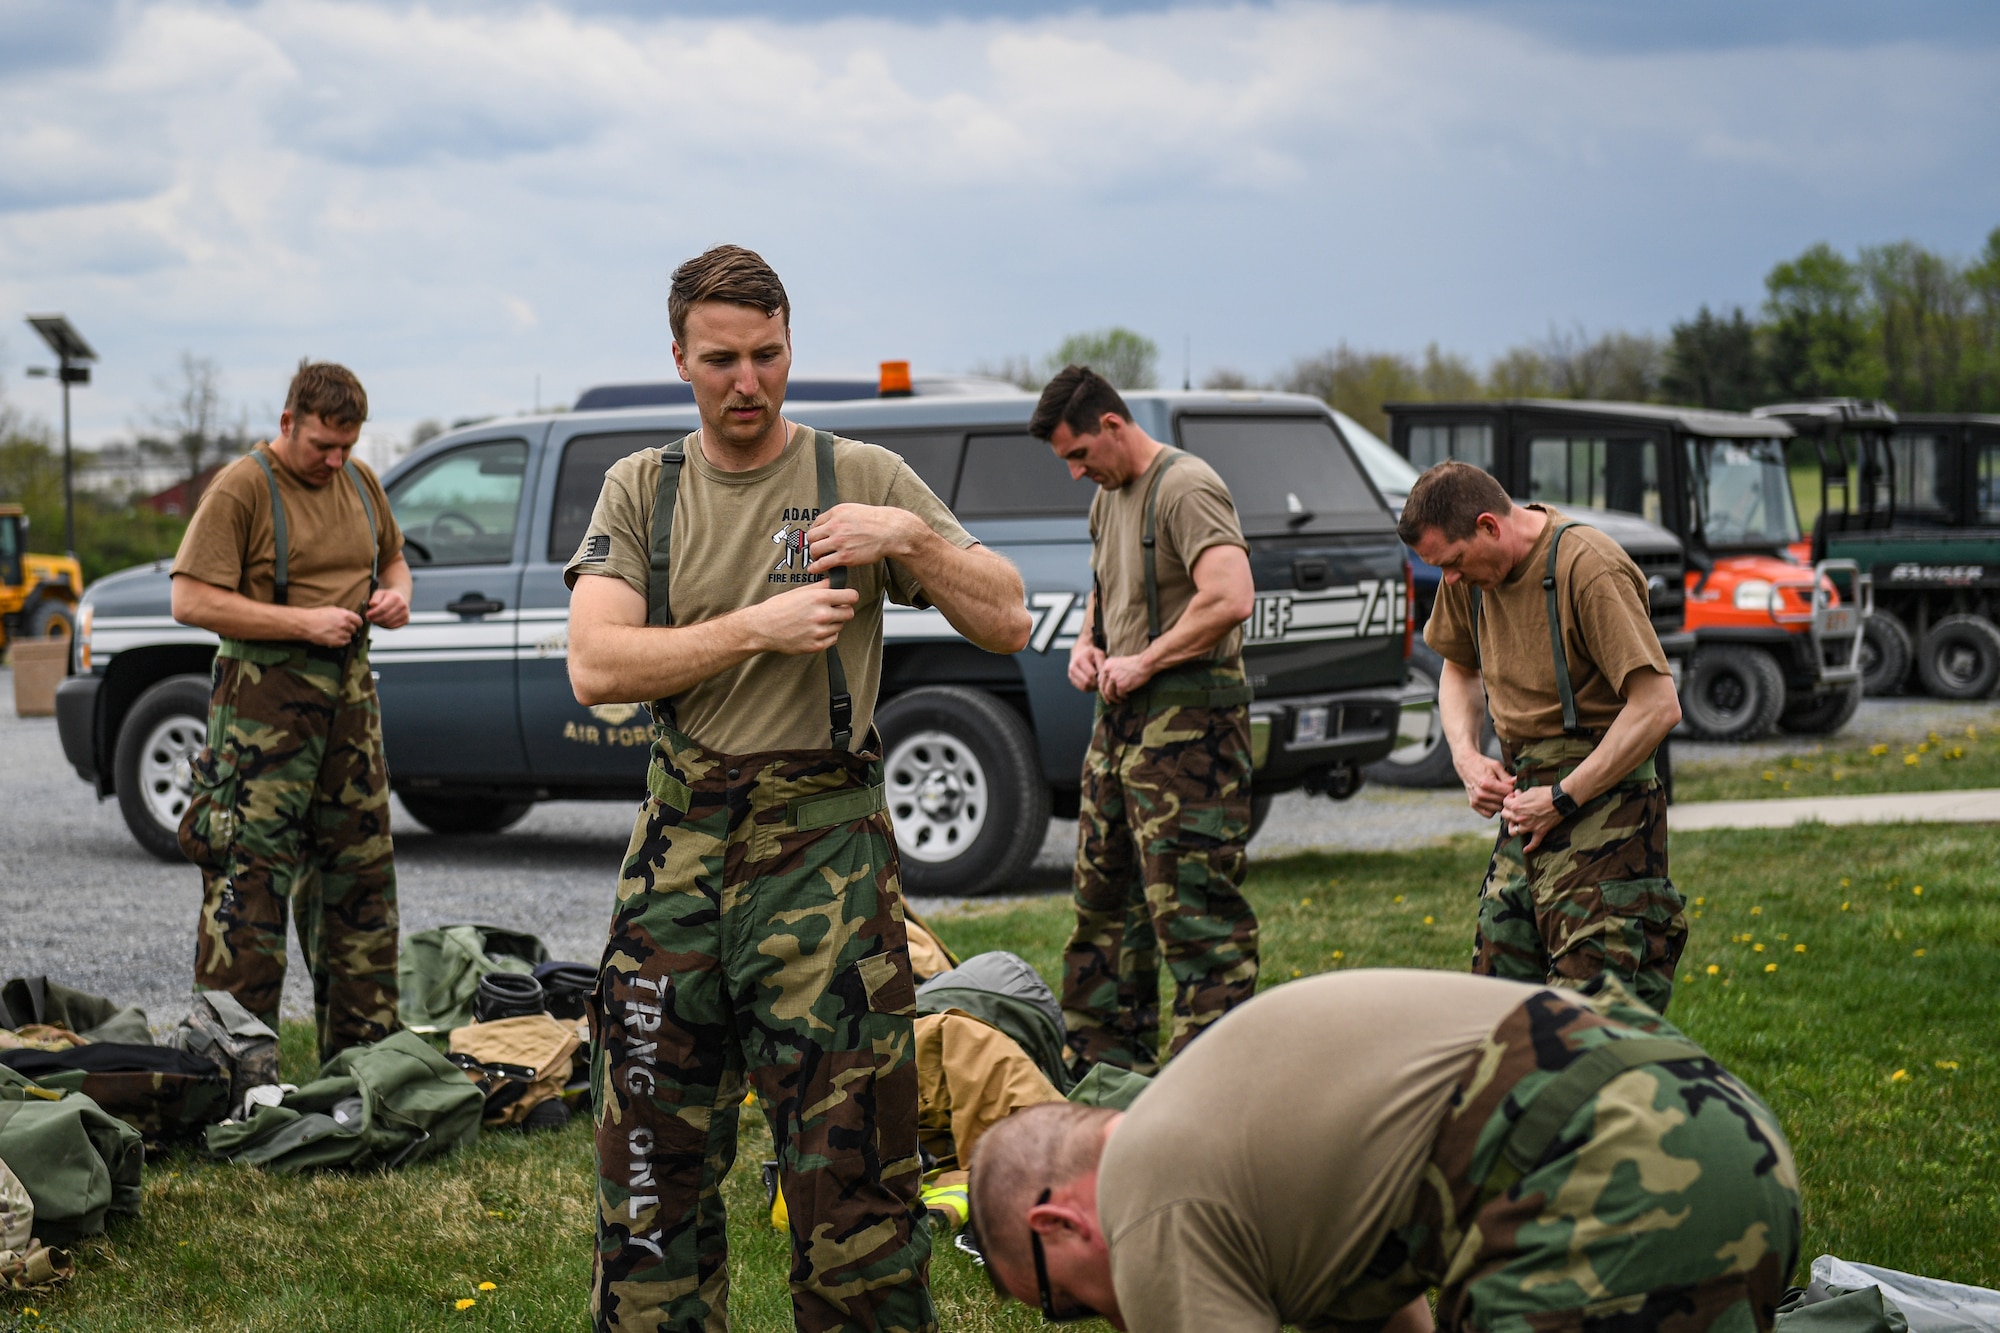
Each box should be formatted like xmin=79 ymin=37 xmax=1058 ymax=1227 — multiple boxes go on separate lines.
xmin=171 ymin=991 xmax=280 ymax=1113
xmin=397 ymin=924 xmax=550 ymax=1034
xmin=448 ymin=1014 xmax=581 ymax=1128
xmin=1 ymin=1153 xmax=72 ymax=1291
xmin=204 ymin=1030 xmax=482 ymax=1172
xmin=917 ymin=951 xmax=1071 ymax=1093
xmin=0 ymin=977 xmax=152 ymax=1047
xmin=0 ymin=1045 xmax=229 ymax=1144
xmin=0 ymin=1065 xmax=144 ymax=1248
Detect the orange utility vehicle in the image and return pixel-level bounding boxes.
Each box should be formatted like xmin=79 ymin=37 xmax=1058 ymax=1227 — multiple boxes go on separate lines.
xmin=1385 ymin=401 xmax=1867 ymax=742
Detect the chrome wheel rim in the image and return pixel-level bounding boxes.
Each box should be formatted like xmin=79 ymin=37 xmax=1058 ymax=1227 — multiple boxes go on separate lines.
xmin=886 ymin=729 xmax=988 ymax=865
xmin=139 ymin=713 xmax=204 ymax=832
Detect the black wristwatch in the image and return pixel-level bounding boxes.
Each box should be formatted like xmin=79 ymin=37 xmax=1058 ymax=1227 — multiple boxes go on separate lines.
xmin=1549 ymin=782 xmax=1580 ymax=819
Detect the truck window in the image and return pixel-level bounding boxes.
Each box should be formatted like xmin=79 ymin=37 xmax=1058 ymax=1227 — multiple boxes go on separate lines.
xmin=1408 ymin=422 xmax=1493 ymax=471
xmin=1982 ymin=443 xmax=2000 ymax=525
xmin=859 ymin=432 xmax=964 ymax=503
xmin=550 ymin=432 xmax=677 ymax=561
xmin=390 ymin=439 xmax=529 ymax=566
xmin=1889 ymin=431 xmax=1953 ymax=524
xmin=955 ymin=433 xmax=1089 ymax=518
xmin=1178 ymin=414 xmax=1378 ymax=534
xmin=1685 ymin=437 xmax=1799 ymax=548
xmin=1528 ymin=435 xmax=1662 ymax=525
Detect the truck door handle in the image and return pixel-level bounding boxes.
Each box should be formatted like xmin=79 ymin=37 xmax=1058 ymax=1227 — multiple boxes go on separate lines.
xmin=446 ymin=593 xmax=506 ymax=618
xmin=1292 ymin=558 xmax=1330 ymax=590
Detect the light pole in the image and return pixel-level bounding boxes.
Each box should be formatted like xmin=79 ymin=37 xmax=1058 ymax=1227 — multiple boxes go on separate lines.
xmin=24 ymin=314 xmax=97 ymax=559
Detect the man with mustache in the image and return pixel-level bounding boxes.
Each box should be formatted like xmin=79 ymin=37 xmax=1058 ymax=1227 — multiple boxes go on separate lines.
xmin=564 ymin=244 xmax=1031 ymax=1333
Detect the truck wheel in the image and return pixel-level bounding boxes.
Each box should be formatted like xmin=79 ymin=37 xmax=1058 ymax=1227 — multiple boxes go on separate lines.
xmin=23 ymin=599 xmax=75 ymax=640
xmin=1364 ymin=642 xmax=1457 ymax=789
xmin=399 ymin=793 xmax=533 ymax=835
xmin=1916 ymin=615 xmax=2000 ymax=700
xmin=1777 ymin=681 xmax=1862 ymax=736
xmin=878 ymin=686 xmax=1051 ymax=897
xmin=114 ymin=673 xmax=211 ymax=863
xmin=1858 ymin=614 xmax=1912 ymax=696
xmin=1681 ymin=646 xmax=1785 ymax=741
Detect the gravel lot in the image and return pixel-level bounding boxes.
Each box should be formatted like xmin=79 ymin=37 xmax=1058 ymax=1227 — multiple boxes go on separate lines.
xmin=2 ymin=663 xmax=1989 ymax=1031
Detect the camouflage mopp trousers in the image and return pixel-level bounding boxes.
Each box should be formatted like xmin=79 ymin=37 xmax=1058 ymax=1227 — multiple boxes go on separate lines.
xmin=1337 ymin=981 xmax=1800 ymax=1333
xmin=179 ymin=637 xmax=399 ymax=1064
xmin=1475 ymin=735 xmax=1688 ymax=1014
xmin=1062 ymin=663 xmax=1259 ymax=1077
xmin=591 ymin=724 xmax=935 ymax=1333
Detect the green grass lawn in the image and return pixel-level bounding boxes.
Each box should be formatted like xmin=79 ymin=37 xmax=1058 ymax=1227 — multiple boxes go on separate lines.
xmin=9 ymin=824 xmax=1999 ymax=1331
xmin=1675 ymin=718 xmax=2000 ymax=803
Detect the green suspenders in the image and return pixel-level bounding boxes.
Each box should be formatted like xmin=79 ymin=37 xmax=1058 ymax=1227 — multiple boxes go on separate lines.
xmin=1469 ymin=519 xmax=1585 ymax=737
xmin=647 ymin=429 xmax=853 ymax=750
xmin=1091 ymin=449 xmax=1187 ymax=649
xmin=250 ymin=450 xmax=380 ymax=609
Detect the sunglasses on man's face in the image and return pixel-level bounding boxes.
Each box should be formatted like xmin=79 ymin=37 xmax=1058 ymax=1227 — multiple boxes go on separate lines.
xmin=969 ymin=1188 xmax=1099 ymax=1323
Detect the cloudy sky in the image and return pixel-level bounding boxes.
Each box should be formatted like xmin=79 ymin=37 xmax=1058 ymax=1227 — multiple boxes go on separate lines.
xmin=2 ymin=0 xmax=1997 ymax=448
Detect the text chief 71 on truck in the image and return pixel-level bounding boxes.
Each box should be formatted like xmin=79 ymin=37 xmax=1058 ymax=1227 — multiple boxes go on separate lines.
xmin=58 ymin=384 xmax=1431 ymax=895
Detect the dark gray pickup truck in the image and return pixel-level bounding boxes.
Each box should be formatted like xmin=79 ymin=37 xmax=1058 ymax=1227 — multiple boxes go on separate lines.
xmin=59 ymin=389 xmax=1430 ymax=894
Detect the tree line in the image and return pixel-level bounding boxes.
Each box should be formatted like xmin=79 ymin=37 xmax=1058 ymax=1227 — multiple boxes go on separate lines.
xmin=1003 ymin=228 xmax=2000 ymax=439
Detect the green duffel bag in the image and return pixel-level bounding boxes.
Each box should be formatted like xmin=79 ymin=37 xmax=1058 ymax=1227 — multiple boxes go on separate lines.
xmin=0 ymin=1066 xmax=144 ymax=1247
xmin=0 ymin=977 xmax=151 ymax=1046
xmin=397 ymin=925 xmax=549 ymax=1034
xmin=205 ymin=1030 xmax=482 ymax=1172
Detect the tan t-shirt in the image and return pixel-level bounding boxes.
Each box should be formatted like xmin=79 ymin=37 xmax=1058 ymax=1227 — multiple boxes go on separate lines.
xmin=1090 ymin=448 xmax=1248 ymax=660
xmin=563 ymin=425 xmax=977 ymax=755
xmin=172 ymin=445 xmax=402 ymax=613
xmin=1424 ymin=506 xmax=1669 ymax=741
xmin=1096 ymin=970 xmax=1539 ymax=1333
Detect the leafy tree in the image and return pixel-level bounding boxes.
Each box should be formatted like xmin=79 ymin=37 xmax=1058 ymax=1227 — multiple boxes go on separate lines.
xmin=1535 ymin=326 xmax=1663 ymax=402
xmin=1862 ymin=240 xmax=1971 ymax=410
xmin=969 ymin=355 xmax=1041 ymax=392
xmin=0 ymin=432 xmax=188 ymax=583
xmin=1486 ymin=346 xmax=1552 ymax=398
xmin=1662 ymin=306 xmax=1768 ymax=409
xmin=143 ymin=352 xmax=250 ymax=512
xmin=1043 ymin=328 xmax=1158 ymax=390
xmin=1763 ymin=242 xmax=1881 ymax=400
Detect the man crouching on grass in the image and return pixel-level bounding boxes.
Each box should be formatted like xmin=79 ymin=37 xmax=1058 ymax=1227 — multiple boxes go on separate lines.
xmin=968 ymin=969 xmax=1799 ymax=1332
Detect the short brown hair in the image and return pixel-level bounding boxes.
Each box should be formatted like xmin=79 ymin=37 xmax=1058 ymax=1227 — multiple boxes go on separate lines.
xmin=1029 ymin=364 xmax=1132 ymax=442
xmin=284 ymin=360 xmax=368 ymax=428
xmin=1397 ymin=460 xmax=1514 ymax=544
xmin=668 ymin=244 xmax=790 ymax=343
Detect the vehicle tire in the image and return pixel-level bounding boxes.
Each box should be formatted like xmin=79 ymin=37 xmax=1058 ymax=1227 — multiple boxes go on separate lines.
xmin=1364 ymin=643 xmax=1457 ymax=789
xmin=1777 ymin=680 xmax=1863 ymax=736
xmin=1248 ymin=792 xmax=1274 ymax=840
xmin=23 ymin=599 xmax=75 ymax=641
xmin=877 ymin=686 xmax=1051 ymax=897
xmin=114 ymin=673 xmax=211 ymax=863
xmin=1858 ymin=613 xmax=1912 ymax=697
xmin=399 ymin=793 xmax=533 ymax=835
xmin=1916 ymin=615 xmax=2000 ymax=701
xmin=1680 ymin=646 xmax=1786 ymax=742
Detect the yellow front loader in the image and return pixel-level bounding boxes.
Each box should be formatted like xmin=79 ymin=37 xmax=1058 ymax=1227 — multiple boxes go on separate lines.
xmin=0 ymin=503 xmax=83 ymax=648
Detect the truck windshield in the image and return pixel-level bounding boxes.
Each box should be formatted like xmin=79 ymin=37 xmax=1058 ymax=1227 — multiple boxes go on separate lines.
xmin=1687 ymin=437 xmax=1799 ymax=548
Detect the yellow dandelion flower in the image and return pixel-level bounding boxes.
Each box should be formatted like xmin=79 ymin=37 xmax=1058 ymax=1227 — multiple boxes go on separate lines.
xmin=1753 ymin=943 xmax=1765 ymax=953
xmin=1890 ymin=1069 xmax=1909 ymax=1082
xmin=1761 ymin=770 xmax=1775 ymax=782
xmin=1794 ymin=943 xmax=1806 ymax=954
xmin=1915 ymin=948 xmax=1927 ymax=957
xmin=1750 ymin=906 xmax=1762 ymax=916
xmin=1331 ymin=950 xmax=1344 ymax=960
xmin=1692 ymin=911 xmax=1702 ymax=919
xmin=1913 ymin=886 xmax=1923 ymax=896
xmin=1833 ymin=770 xmax=1844 ymax=780
xmin=1869 ymin=743 xmax=1889 ymax=756
xmin=478 ymin=1282 xmax=497 ymax=1292
xmin=1936 ymin=1060 xmax=1960 ymax=1071
xmin=1705 ymin=964 xmax=1720 ymax=976
xmin=1781 ymin=781 xmax=1791 ymax=791
xmin=1764 ymin=963 xmax=1778 ymax=973
xmin=24 ymin=1310 xmax=37 ymax=1319
xmin=1291 ymin=969 xmax=1302 ymax=978
xmin=1778 ymin=932 xmax=1789 ymax=940
xmin=1841 ymin=902 xmax=1850 ymax=911
xmin=1423 ymin=915 xmax=1435 ymax=925
xmin=1300 ymin=897 xmax=1312 ymax=906
xmin=1694 ymin=896 xmax=1706 ymax=906
xmin=1841 ymin=877 xmax=1851 ymax=887
xmin=1681 ymin=973 xmax=1693 ymax=982
xmin=488 ymin=1210 xmax=505 ymax=1218
xmin=1904 ymin=753 xmax=1920 ymax=766
xmin=1393 ymin=894 xmax=1404 ymax=903
xmin=1917 ymin=741 xmax=1930 ymax=753
xmin=457 ymin=1299 xmax=477 ymax=1311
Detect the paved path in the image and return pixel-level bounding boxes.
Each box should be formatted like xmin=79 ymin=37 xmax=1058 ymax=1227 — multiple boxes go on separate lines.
xmin=1671 ymin=788 xmax=2000 ymax=831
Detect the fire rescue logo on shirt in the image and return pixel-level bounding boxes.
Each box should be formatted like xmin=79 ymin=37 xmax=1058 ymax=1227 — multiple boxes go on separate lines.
xmin=770 ymin=506 xmax=823 ymax=583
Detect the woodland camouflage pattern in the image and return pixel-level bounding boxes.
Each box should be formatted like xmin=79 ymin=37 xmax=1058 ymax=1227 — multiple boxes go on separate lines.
xmin=1328 ymin=981 xmax=1800 ymax=1333
xmin=1475 ymin=736 xmax=1687 ymax=1014
xmin=180 ymin=641 xmax=399 ymax=1064
xmin=1062 ymin=664 xmax=1258 ymax=1076
xmin=591 ymin=725 xmax=935 ymax=1333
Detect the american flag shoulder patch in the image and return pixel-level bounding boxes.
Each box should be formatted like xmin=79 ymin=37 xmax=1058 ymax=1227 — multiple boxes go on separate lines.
xmin=579 ymin=534 xmax=611 ymax=563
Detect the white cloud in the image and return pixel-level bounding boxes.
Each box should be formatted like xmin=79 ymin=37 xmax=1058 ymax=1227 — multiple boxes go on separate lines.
xmin=0 ymin=0 xmax=1994 ymax=442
